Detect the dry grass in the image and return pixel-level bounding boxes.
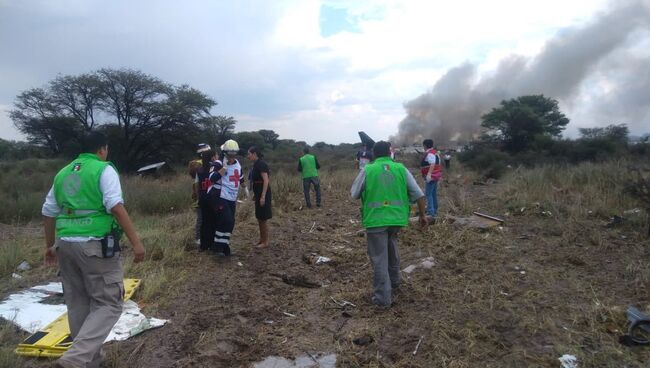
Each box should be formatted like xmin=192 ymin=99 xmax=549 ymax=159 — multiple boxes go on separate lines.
xmin=2 ymin=159 xmax=650 ymax=367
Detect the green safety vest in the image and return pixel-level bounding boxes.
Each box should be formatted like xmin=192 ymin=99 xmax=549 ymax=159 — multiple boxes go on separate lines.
xmin=53 ymin=153 xmax=117 ymax=237
xmin=362 ymin=157 xmax=410 ymax=228
xmin=299 ymin=154 xmax=318 ymax=179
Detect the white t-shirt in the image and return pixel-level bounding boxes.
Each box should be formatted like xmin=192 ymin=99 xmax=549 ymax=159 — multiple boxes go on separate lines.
xmin=219 ymin=160 xmax=242 ymax=201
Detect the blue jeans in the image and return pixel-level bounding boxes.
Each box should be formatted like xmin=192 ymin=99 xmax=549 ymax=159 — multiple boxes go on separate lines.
xmin=425 ymin=180 xmax=438 ymax=217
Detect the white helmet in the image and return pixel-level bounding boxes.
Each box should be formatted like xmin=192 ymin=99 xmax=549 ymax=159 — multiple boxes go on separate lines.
xmin=220 ymin=139 xmax=239 ymax=154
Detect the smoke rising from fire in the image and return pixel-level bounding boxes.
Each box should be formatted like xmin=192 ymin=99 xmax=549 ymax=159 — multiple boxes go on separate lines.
xmin=392 ymin=0 xmax=650 ymax=146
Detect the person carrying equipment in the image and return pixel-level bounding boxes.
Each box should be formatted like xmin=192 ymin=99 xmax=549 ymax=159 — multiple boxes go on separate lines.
xmin=211 ymin=139 xmax=242 ymax=256
xmin=42 ymin=132 xmax=145 ymax=368
xmin=351 ymin=141 xmax=426 ymax=307
xmin=298 ymin=147 xmax=322 ymax=208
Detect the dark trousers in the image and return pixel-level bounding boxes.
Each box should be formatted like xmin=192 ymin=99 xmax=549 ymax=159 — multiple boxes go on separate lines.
xmin=199 ymin=202 xmax=217 ymax=251
xmin=214 ymin=198 xmax=237 ymax=255
xmin=302 ymin=176 xmax=321 ymax=207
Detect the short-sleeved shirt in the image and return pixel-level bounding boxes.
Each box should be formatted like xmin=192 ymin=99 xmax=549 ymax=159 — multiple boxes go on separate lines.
xmin=250 ymin=159 xmax=271 ymax=196
xmin=356 ymin=150 xmax=373 ymax=169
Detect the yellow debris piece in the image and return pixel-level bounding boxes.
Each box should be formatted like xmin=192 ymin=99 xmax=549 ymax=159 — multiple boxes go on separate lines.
xmin=15 ymin=278 xmax=141 ymax=358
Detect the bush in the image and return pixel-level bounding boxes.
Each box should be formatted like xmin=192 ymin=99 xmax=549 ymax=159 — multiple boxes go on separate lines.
xmin=458 ymin=146 xmax=509 ymax=179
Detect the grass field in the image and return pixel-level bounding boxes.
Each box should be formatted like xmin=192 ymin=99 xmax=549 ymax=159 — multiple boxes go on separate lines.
xmin=0 ymin=157 xmax=649 ymax=367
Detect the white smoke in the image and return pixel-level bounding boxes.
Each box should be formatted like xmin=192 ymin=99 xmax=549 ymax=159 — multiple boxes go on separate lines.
xmin=393 ymin=0 xmax=650 ymax=146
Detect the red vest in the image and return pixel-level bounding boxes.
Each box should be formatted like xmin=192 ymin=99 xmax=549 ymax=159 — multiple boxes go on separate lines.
xmin=420 ymin=148 xmax=442 ymax=180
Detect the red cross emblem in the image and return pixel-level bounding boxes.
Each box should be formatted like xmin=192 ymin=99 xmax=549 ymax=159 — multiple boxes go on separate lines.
xmin=229 ymin=169 xmax=240 ymax=188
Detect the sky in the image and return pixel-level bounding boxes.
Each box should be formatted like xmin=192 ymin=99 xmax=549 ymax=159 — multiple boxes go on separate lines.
xmin=0 ymin=0 xmax=648 ymax=144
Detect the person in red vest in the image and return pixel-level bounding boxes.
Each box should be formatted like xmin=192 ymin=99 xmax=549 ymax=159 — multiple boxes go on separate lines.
xmin=420 ymin=139 xmax=442 ymax=218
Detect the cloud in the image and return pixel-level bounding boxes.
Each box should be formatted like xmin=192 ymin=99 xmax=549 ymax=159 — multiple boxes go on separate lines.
xmin=1 ymin=0 xmax=641 ymax=146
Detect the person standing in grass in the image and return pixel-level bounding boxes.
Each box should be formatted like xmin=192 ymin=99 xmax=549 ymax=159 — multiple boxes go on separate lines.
xmin=247 ymin=146 xmax=272 ymax=248
xmin=210 ymin=139 xmax=242 ymax=256
xmin=420 ymin=139 xmax=442 ymax=218
xmin=194 ymin=148 xmax=220 ymax=252
xmin=298 ymin=147 xmax=322 ymax=208
xmin=189 ymin=143 xmax=212 ymax=245
xmin=42 ymin=132 xmax=145 ymax=368
xmin=351 ymin=141 xmax=426 ymax=307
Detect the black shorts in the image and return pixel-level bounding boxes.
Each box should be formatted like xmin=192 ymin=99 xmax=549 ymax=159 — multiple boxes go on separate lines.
xmin=254 ymin=190 xmax=272 ymax=220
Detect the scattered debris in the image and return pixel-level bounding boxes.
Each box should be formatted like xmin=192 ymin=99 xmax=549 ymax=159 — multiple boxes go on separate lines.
xmin=619 ymin=306 xmax=650 ymax=346
xmin=412 ymin=336 xmax=424 ymax=355
xmin=624 ymin=208 xmax=642 ymax=215
xmin=356 ymin=229 xmax=365 ymax=237
xmin=316 ymin=225 xmax=325 ymax=231
xmin=11 ymin=273 xmax=23 ymax=279
xmin=558 ymin=354 xmax=578 ymax=368
xmin=352 ymin=335 xmax=373 ymax=346
xmin=16 ymin=261 xmax=31 ymax=271
xmin=253 ymin=353 xmax=337 ymax=368
xmin=446 ymin=212 xmax=504 ymax=230
xmin=136 ymin=161 xmax=169 ymax=176
xmin=330 ymin=296 xmax=356 ymax=309
xmin=605 ymin=215 xmax=624 ymax=228
xmin=282 ymin=311 xmax=296 ymax=318
xmin=272 ymin=273 xmax=321 ymax=288
xmin=402 ymin=257 xmax=436 ymax=274
xmin=302 ymin=253 xmax=333 ymax=265
xmin=237 ymin=262 xmax=243 ymax=267
xmin=107 ymin=300 xmax=167 ymax=342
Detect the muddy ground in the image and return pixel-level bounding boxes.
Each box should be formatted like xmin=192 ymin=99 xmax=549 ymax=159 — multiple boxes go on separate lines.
xmin=14 ymin=170 xmax=650 ymax=367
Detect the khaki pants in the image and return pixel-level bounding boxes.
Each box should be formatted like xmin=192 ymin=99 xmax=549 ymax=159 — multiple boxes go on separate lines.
xmin=55 ymin=239 xmax=124 ymax=368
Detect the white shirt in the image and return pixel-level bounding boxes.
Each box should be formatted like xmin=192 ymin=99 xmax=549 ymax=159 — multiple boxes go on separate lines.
xmin=219 ymin=160 xmax=242 ymax=201
xmin=42 ymin=165 xmax=124 ymax=242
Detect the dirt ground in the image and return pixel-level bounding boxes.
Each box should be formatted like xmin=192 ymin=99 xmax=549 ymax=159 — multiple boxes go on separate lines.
xmin=14 ymin=170 xmax=650 ymax=367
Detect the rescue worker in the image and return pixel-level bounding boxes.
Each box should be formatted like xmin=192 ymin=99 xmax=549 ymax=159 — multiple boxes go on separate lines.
xmin=194 ymin=148 xmax=220 ymax=252
xmin=42 ymin=132 xmax=145 ymax=368
xmin=298 ymin=147 xmax=322 ymax=208
xmin=189 ymin=143 xmax=212 ymax=245
xmin=351 ymin=141 xmax=426 ymax=307
xmin=211 ymin=139 xmax=242 ymax=256
xmin=420 ymin=139 xmax=442 ymax=218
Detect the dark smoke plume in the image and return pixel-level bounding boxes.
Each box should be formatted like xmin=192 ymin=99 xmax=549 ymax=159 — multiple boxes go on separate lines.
xmin=393 ymin=0 xmax=650 ymax=146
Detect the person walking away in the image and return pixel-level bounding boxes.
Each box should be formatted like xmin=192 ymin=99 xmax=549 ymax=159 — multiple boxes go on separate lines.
xmin=189 ymin=143 xmax=212 ymax=245
xmin=351 ymin=141 xmax=426 ymax=307
xmin=211 ymin=139 xmax=242 ymax=256
xmin=247 ymin=146 xmax=272 ymax=248
xmin=298 ymin=147 xmax=322 ymax=208
xmin=42 ymin=132 xmax=145 ymax=368
xmin=420 ymin=139 xmax=442 ymax=218
xmin=355 ymin=143 xmax=373 ymax=170
xmin=444 ymin=152 xmax=451 ymax=169
xmin=194 ymin=148 xmax=221 ymax=252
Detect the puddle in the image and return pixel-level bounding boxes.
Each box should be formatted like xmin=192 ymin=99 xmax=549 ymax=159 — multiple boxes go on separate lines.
xmin=253 ymin=353 xmax=336 ymax=368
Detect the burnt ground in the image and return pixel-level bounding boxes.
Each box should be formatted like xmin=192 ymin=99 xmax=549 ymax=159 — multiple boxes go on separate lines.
xmin=16 ymin=171 xmax=650 ymax=367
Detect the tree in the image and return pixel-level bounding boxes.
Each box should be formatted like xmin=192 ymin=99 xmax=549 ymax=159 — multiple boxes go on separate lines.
xmin=201 ymin=116 xmax=236 ymax=146
xmin=11 ymin=68 xmax=217 ymax=170
xmin=233 ymin=131 xmax=265 ymax=152
xmin=579 ymin=124 xmax=629 ymax=145
xmin=481 ymin=95 xmax=569 ymax=153
xmin=258 ymin=129 xmax=280 ymax=149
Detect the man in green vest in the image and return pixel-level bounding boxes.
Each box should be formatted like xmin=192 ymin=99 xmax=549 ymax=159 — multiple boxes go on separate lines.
xmin=298 ymin=147 xmax=322 ymax=208
xmin=42 ymin=132 xmax=145 ymax=368
xmin=351 ymin=141 xmax=427 ymax=307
